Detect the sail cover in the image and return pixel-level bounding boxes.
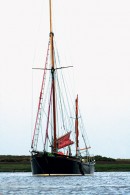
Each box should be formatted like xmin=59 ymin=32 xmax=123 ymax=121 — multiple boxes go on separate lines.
xmin=57 ymin=131 xmax=74 ymax=149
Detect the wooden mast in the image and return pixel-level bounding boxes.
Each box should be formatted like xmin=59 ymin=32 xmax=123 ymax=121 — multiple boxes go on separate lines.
xmin=49 ymin=0 xmax=57 ymax=152
xmin=75 ymin=95 xmax=79 ymax=156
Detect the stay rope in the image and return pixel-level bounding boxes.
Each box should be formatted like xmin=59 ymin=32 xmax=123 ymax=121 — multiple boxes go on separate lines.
xmin=31 ymin=40 xmax=50 ymax=150
xmin=44 ymin=83 xmax=53 ymax=150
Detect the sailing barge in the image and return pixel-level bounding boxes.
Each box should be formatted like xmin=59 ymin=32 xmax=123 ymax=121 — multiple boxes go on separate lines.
xmin=31 ymin=0 xmax=95 ymax=176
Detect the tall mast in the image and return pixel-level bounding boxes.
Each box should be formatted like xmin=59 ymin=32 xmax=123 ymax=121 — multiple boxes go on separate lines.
xmin=49 ymin=0 xmax=57 ymax=152
xmin=75 ymin=95 xmax=79 ymax=156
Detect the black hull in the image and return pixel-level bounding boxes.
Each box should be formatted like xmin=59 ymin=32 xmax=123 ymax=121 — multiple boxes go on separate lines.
xmin=31 ymin=152 xmax=95 ymax=176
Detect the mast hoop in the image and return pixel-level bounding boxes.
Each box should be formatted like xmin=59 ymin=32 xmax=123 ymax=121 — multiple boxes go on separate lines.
xmin=49 ymin=32 xmax=54 ymax=36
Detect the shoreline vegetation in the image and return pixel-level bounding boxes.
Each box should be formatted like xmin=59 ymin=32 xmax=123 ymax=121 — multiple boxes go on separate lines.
xmin=0 ymin=155 xmax=130 ymax=172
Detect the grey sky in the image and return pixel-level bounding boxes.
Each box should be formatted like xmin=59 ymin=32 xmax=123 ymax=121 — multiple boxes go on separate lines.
xmin=0 ymin=0 xmax=130 ymax=158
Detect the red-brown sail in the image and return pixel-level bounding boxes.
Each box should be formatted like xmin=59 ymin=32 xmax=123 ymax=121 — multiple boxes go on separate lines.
xmin=57 ymin=132 xmax=74 ymax=149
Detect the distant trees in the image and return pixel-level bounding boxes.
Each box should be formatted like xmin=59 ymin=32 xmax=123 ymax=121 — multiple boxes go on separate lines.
xmin=94 ymin=155 xmax=116 ymax=162
xmin=0 ymin=155 xmax=30 ymax=163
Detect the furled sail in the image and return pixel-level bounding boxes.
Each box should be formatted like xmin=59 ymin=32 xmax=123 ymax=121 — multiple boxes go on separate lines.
xmin=56 ymin=131 xmax=74 ymax=149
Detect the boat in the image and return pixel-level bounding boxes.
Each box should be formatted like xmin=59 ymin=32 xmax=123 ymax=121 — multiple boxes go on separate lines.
xmin=30 ymin=0 xmax=95 ymax=176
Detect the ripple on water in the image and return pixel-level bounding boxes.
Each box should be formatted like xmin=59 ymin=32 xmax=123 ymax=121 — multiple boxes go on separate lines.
xmin=0 ymin=172 xmax=130 ymax=194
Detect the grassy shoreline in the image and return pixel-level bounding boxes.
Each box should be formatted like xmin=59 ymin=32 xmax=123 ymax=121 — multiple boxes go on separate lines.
xmin=0 ymin=155 xmax=130 ymax=172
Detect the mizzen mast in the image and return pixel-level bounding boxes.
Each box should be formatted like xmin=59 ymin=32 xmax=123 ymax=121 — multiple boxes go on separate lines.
xmin=75 ymin=95 xmax=79 ymax=156
xmin=49 ymin=0 xmax=57 ymax=152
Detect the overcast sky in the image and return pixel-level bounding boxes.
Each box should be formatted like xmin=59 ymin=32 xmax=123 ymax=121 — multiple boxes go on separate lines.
xmin=0 ymin=0 xmax=130 ymax=158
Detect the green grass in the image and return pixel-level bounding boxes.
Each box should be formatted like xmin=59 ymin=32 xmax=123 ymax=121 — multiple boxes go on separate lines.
xmin=0 ymin=163 xmax=31 ymax=172
xmin=95 ymin=163 xmax=130 ymax=172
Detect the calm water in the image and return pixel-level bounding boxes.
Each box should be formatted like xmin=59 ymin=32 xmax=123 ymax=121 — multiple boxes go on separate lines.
xmin=0 ymin=172 xmax=130 ymax=194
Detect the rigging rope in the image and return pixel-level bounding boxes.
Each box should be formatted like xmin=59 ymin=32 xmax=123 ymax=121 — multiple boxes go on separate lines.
xmin=31 ymin=40 xmax=50 ymax=150
xmin=54 ymin=40 xmax=74 ymax=134
xmin=44 ymin=83 xmax=53 ymax=150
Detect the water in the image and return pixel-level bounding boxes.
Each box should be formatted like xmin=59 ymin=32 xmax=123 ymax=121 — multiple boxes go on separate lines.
xmin=0 ymin=172 xmax=130 ymax=195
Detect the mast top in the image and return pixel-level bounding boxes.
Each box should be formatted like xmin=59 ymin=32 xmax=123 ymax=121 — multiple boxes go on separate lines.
xmin=49 ymin=0 xmax=53 ymax=34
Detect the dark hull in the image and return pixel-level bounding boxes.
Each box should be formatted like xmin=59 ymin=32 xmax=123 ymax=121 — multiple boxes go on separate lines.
xmin=31 ymin=152 xmax=95 ymax=176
